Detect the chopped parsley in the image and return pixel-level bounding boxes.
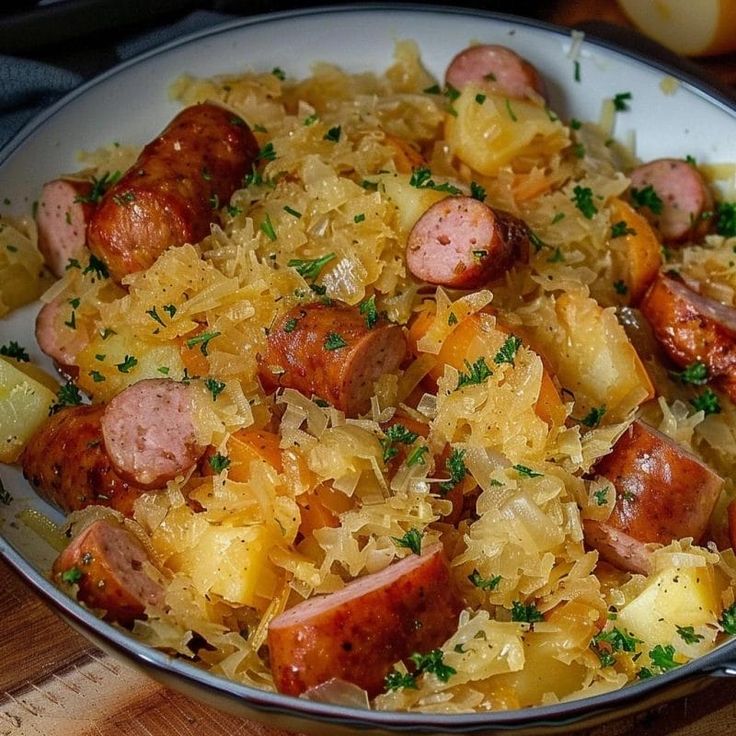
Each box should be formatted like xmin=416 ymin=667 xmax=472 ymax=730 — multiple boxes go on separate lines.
xmin=494 ymin=335 xmax=522 ymax=367
xmin=384 ymin=671 xmax=418 ymax=691
xmin=271 ymin=66 xmax=286 ymax=80
xmin=611 ymin=220 xmax=636 ymax=238
xmin=260 ymin=213 xmax=277 ymax=241
xmin=573 ymin=142 xmax=585 ymax=159
xmin=570 ymin=118 xmax=582 ymax=130
xmin=505 ymin=98 xmax=517 ymax=122
xmin=409 ymin=166 xmax=461 ymax=195
xmin=287 ymin=252 xmax=335 ymax=280
xmin=595 ymin=627 xmax=641 ymax=653
xmin=89 ymin=370 xmax=105 ymax=383
xmin=574 ymin=60 xmax=581 ymax=82
xmin=353 ymin=213 xmax=365 ymax=223
xmin=116 ymin=355 xmax=138 ymax=373
xmin=186 ymin=331 xmax=221 ymax=357
xmin=323 ymin=125 xmax=342 ymax=143
xmin=443 ymin=84 xmax=461 ymax=102
xmin=529 ymin=230 xmax=546 ymax=252
xmin=439 ymin=448 xmax=467 ymax=494
xmin=74 ymin=170 xmax=121 ymax=204
xmin=511 ymin=600 xmax=544 ymax=623
xmin=256 ymin=142 xmax=276 ymax=162
xmin=409 ymin=649 xmax=456 ymax=682
xmin=0 ymin=341 xmax=29 ymax=362
xmin=716 ymin=201 xmax=736 ymax=237
xmin=324 ymin=332 xmax=347 ymax=351
xmin=547 ymin=247 xmax=565 ymax=263
xmin=630 ymin=185 xmax=663 ymax=215
xmin=593 ymin=486 xmax=610 ymax=506
xmin=359 ymin=294 xmax=378 ymax=329
xmin=283 ymin=205 xmax=302 ymax=218
xmin=145 ymin=306 xmax=165 ymax=327
xmin=475 ymin=93 xmax=487 ymax=105
xmin=209 ymin=453 xmax=231 ymax=473
xmin=163 ymin=304 xmax=177 ymax=318
xmin=406 ymin=445 xmax=430 ymax=467
xmin=612 ymin=91 xmax=632 ymax=112
xmin=572 ymin=185 xmax=597 ymax=219
xmin=381 ymin=423 xmax=420 ymax=463
xmin=690 ymin=388 xmax=721 ymax=416
xmin=513 ymin=464 xmax=542 ymax=478
xmin=613 ymin=279 xmax=629 ymax=295
xmin=676 ymin=625 xmax=704 ymax=644
xmin=60 ymin=567 xmax=83 ymax=584
xmin=470 ymin=181 xmax=486 ymax=202
xmin=649 ymin=644 xmax=678 ymax=672
xmin=580 ymin=405 xmax=606 ymax=428
xmin=111 ymin=190 xmax=135 ymax=206
xmin=204 ymin=377 xmax=226 ymax=400
xmin=456 ymin=357 xmax=493 ymax=389
xmin=50 ymin=381 xmax=83 ymax=413
xmin=392 ymin=527 xmax=423 ymax=555
xmin=423 ymin=84 xmax=441 ymax=94
xmin=552 ymin=212 xmax=566 ymax=224
xmin=303 ymin=113 xmax=319 ymax=126
xmin=64 ymin=310 xmax=76 ymax=329
xmin=720 ymin=603 xmax=736 ymax=634
xmin=468 ymin=570 xmax=501 ymax=591
xmin=447 ymin=312 xmax=458 ymax=326
xmin=283 ymin=318 xmax=298 ymax=333
xmin=670 ymin=361 xmax=708 ymax=386
xmin=83 ymin=254 xmax=109 ymax=280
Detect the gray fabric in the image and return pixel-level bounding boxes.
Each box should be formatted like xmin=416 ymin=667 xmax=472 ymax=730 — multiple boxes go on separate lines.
xmin=0 ymin=11 xmax=232 ymax=150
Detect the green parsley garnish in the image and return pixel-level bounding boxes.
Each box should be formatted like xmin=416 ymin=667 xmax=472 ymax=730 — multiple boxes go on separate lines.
xmin=611 ymin=220 xmax=636 ymax=238
xmin=439 ymin=448 xmax=467 ymax=494
xmin=468 ymin=570 xmax=501 ymax=591
xmin=381 ymin=423 xmax=420 ymax=463
xmin=89 ymin=370 xmax=105 ymax=383
xmin=670 ymin=361 xmax=708 ymax=386
xmin=287 ymin=252 xmax=335 ymax=280
xmin=406 ymin=445 xmax=430 ymax=467
xmin=0 ymin=341 xmax=29 ymax=362
xmin=324 ymin=332 xmax=347 ymax=351
xmin=470 ymin=181 xmax=486 ymax=201
xmin=186 ymin=331 xmax=221 ymax=357
xmin=272 ymin=66 xmax=286 ymax=80
xmin=612 ymin=91 xmax=632 ymax=111
xmin=511 ymin=600 xmax=544 ymax=623
xmin=359 ymin=294 xmax=378 ymax=329
xmin=580 ymin=405 xmax=606 ymax=428
xmin=574 ymin=60 xmax=581 ymax=82
xmin=209 ymin=453 xmax=231 ymax=473
xmin=354 ymin=213 xmax=365 ymax=223
xmin=204 ymin=377 xmax=226 ymax=400
xmin=494 ymin=335 xmax=522 ymax=367
xmin=384 ymin=671 xmax=418 ymax=691
xmin=529 ymin=230 xmax=546 ymax=252
xmin=392 ymin=527 xmax=424 ymax=555
xmin=409 ymin=166 xmax=461 ymax=195
xmin=260 ymin=213 xmax=277 ymax=241
xmin=158 ymin=366 xmax=170 ymax=375
xmin=676 ymin=625 xmax=704 ymax=644
xmin=303 ymin=113 xmax=319 ymax=126
xmin=448 ymin=312 xmax=458 ymax=326
xmin=283 ymin=205 xmax=301 ymax=218
xmin=324 ymin=126 xmax=342 ymax=143
xmin=649 ymin=644 xmax=678 ymax=672
xmin=226 ymin=204 xmax=242 ymax=217
xmin=552 ymin=212 xmax=565 ymax=224
xmin=283 ymin=318 xmax=298 ymax=333
xmin=570 ymin=118 xmax=582 ymax=130
xmin=74 ymin=170 xmax=121 ymax=204
xmin=111 ymin=190 xmax=135 ymax=206
xmin=146 ymin=306 xmax=165 ymax=327
xmin=630 ymin=185 xmax=663 ymax=215
xmin=613 ymin=279 xmax=628 ymax=295
xmin=514 ymin=464 xmax=543 ymax=478
xmin=443 ymin=84 xmax=461 ymax=102
xmin=720 ymin=603 xmax=736 ymax=634
xmin=163 ymin=304 xmax=177 ymax=318
xmin=573 ymin=142 xmax=585 ymax=159
xmin=456 ymin=357 xmax=493 ymax=389
xmin=423 ymin=84 xmax=441 ymax=94
xmin=475 ymin=93 xmax=487 ymax=104
xmin=50 ymin=381 xmax=83 ymax=414
xmin=593 ymin=486 xmax=609 ymax=506
xmin=61 ymin=567 xmax=83 ymax=584
xmin=505 ymin=98 xmax=517 ymax=122
xmin=690 ymin=388 xmax=721 ymax=416
xmin=257 ymin=142 xmax=276 ymax=162
xmin=83 ymin=254 xmax=109 ymax=280
xmin=116 ymin=355 xmax=138 ymax=373
xmin=716 ymin=201 xmax=736 ymax=237
xmin=409 ymin=649 xmax=456 ymax=682
xmin=572 ymin=185 xmax=598 ymax=219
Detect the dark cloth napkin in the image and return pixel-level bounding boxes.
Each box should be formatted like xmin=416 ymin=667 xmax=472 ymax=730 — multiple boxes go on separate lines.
xmin=0 ymin=10 xmax=231 ymax=150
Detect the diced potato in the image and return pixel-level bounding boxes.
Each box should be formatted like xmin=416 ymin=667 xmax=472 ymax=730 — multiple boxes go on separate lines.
xmin=377 ymin=172 xmax=448 ymax=234
xmin=618 ymin=565 xmax=724 ymax=656
xmin=0 ymin=219 xmax=52 ymax=317
xmin=445 ymin=87 xmax=569 ymax=176
xmin=0 ymin=356 xmax=56 ymax=462
xmin=75 ymin=325 xmax=185 ymax=401
xmin=523 ymin=292 xmax=654 ymax=422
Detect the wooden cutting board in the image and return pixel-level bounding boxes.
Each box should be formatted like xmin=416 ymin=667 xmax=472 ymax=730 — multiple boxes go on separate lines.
xmin=4 ymin=3 xmax=736 ymax=735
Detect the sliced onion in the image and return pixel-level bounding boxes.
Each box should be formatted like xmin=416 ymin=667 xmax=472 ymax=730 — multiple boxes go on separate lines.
xmin=300 ymin=678 xmax=371 ymax=709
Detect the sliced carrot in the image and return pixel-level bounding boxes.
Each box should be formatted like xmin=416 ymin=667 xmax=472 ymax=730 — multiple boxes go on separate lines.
xmin=298 ymin=483 xmax=352 ymax=537
xmin=179 ymin=332 xmax=211 ymax=377
xmin=608 ymin=198 xmax=662 ymax=304
xmin=227 ymin=428 xmax=283 ymax=480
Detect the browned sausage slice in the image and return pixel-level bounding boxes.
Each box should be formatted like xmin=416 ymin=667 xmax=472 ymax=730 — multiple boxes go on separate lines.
xmin=406 ymin=196 xmax=530 ymax=288
xmin=101 ymin=378 xmax=204 ymax=488
xmin=268 ymin=544 xmax=463 ymax=696
xmin=259 ymin=301 xmax=406 ymax=416
xmin=36 ymin=179 xmax=95 ymax=278
xmin=445 ymin=44 xmax=546 ymax=99
xmin=584 ymin=420 xmax=723 ymax=573
xmin=87 ymin=103 xmax=259 ymax=282
xmin=22 ymin=405 xmax=148 ymax=516
xmin=640 ymin=272 xmax=736 ymax=401
xmin=52 ymin=519 xmax=164 ymax=625
xmin=628 ymin=159 xmax=713 ymax=244
xmin=35 ymin=293 xmax=90 ymax=378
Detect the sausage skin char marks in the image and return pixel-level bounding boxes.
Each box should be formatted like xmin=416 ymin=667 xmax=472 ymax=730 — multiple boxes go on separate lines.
xmin=87 ymin=102 xmax=259 ymax=282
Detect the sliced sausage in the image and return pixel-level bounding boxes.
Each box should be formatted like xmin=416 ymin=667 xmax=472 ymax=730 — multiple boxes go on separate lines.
xmin=628 ymin=158 xmax=713 ymax=244
xmin=35 ymin=293 xmax=90 ymax=378
xmin=22 ymin=405 xmax=149 ymax=516
xmin=584 ymin=420 xmax=723 ymax=573
xmin=268 ymin=544 xmax=463 ymax=696
xmin=87 ymin=103 xmax=259 ymax=282
xmin=406 ymin=196 xmax=530 ymax=288
xmin=36 ymin=178 xmax=95 ymax=278
xmin=259 ymin=301 xmax=407 ymax=416
xmin=640 ymin=272 xmax=736 ymax=401
xmin=101 ymin=378 xmax=204 ymax=488
xmin=52 ymin=519 xmax=164 ymax=625
xmin=445 ymin=44 xmax=546 ymax=100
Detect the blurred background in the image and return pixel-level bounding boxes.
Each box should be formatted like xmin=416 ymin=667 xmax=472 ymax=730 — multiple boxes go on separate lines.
xmin=1 ymin=0 xmax=736 ymax=147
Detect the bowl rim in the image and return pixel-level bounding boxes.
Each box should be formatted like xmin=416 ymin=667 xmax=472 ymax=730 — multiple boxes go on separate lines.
xmin=2 ymin=2 xmax=736 ymax=730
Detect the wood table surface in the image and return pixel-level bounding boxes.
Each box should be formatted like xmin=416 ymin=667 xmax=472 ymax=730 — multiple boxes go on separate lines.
xmin=4 ymin=2 xmax=736 ymax=735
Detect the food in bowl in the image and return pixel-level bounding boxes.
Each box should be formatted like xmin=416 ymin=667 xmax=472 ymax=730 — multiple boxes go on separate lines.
xmin=3 ymin=37 xmax=736 ymax=713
